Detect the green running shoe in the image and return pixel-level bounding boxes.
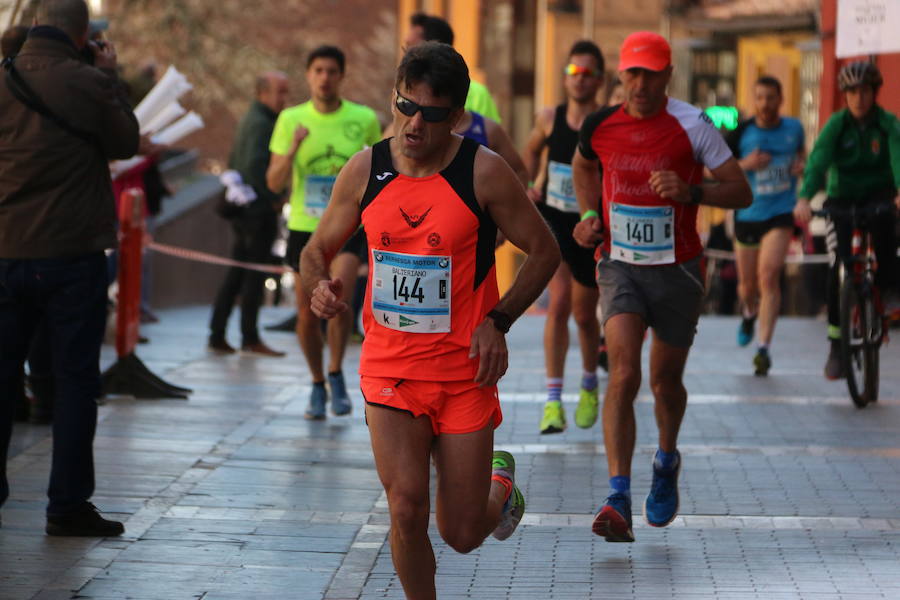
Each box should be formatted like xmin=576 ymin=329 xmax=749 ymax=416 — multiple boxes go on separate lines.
xmin=539 ymin=401 xmax=566 ymax=434
xmin=752 ymin=349 xmax=771 ymax=377
xmin=491 ymin=451 xmax=525 ymax=541
xmin=574 ymin=387 xmax=599 ymax=428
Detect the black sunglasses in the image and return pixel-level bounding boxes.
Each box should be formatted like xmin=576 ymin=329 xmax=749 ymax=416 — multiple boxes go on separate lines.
xmin=395 ymin=91 xmax=453 ymax=123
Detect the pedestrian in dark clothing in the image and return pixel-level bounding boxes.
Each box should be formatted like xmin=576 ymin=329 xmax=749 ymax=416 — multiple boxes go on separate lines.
xmin=0 ymin=0 xmax=139 ymax=536
xmin=208 ymin=72 xmax=289 ymax=357
xmin=3 ymin=24 xmax=55 ymax=425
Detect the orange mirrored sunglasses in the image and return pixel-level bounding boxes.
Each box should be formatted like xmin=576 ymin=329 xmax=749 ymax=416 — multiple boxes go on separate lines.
xmin=564 ymin=63 xmax=600 ymax=77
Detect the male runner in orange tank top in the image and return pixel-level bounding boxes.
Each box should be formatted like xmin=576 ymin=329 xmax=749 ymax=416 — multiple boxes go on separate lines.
xmin=300 ymin=42 xmax=559 ymax=599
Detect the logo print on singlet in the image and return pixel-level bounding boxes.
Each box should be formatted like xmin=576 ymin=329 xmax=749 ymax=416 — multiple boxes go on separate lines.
xmin=400 ymin=206 xmax=433 ymax=229
xmin=428 ymin=232 xmax=441 ymax=247
xmin=376 ymin=172 xmax=393 ymax=181
xmin=381 ymin=232 xmax=391 ymax=247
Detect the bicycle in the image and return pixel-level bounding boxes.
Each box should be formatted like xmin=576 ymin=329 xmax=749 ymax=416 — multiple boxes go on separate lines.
xmin=813 ymin=203 xmax=895 ymax=408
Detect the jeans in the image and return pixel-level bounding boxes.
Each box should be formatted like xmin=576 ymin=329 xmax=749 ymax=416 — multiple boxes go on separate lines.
xmin=0 ymin=252 xmax=108 ymax=515
xmin=209 ymin=215 xmax=277 ymax=346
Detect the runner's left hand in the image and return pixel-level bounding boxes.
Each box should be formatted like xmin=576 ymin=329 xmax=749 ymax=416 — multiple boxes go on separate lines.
xmin=649 ymin=170 xmax=690 ymax=203
xmin=469 ymin=320 xmax=508 ymax=387
xmin=310 ymin=278 xmax=348 ymax=319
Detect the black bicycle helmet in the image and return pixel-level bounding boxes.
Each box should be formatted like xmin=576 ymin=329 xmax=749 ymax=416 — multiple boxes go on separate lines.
xmin=837 ymin=61 xmax=883 ymax=91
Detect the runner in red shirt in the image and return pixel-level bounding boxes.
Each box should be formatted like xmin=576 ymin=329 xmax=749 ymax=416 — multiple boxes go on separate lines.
xmin=573 ymin=32 xmax=751 ymax=543
xmin=300 ymin=42 xmax=559 ymax=598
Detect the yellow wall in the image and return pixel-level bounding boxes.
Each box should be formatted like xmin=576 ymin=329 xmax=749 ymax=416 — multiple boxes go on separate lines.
xmin=737 ymin=34 xmax=813 ymax=118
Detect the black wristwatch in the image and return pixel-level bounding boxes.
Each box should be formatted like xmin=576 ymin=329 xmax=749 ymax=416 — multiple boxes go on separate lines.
xmin=486 ymin=309 xmax=513 ymax=334
xmin=689 ymin=185 xmax=704 ymax=205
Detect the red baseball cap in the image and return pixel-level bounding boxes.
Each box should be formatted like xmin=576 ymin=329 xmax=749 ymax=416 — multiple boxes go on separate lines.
xmin=618 ymin=31 xmax=671 ymax=72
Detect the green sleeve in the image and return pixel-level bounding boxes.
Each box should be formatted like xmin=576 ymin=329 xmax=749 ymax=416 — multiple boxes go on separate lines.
xmin=366 ymin=113 xmax=382 ymax=147
xmin=465 ymin=81 xmax=501 ymax=123
xmin=881 ymin=110 xmax=900 ymax=189
xmin=268 ymin=110 xmax=294 ymax=156
xmin=799 ymin=112 xmax=842 ymax=199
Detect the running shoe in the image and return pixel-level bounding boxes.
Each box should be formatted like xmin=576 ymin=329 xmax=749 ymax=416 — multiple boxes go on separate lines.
xmin=753 ymin=348 xmax=771 ymax=377
xmin=491 ymin=451 xmax=525 ymax=541
xmin=644 ymin=450 xmax=681 ymax=528
xmin=737 ymin=316 xmax=756 ymax=347
xmin=328 ymin=372 xmax=352 ymax=416
xmin=305 ymin=384 xmax=327 ymax=420
xmin=824 ymin=340 xmax=844 ymax=380
xmin=592 ymin=492 xmax=634 ymax=542
xmin=574 ymin=387 xmax=599 ymax=429
xmin=539 ymin=401 xmax=566 ymax=434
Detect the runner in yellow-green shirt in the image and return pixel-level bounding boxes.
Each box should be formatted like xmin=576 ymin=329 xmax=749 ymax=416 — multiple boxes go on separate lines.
xmin=266 ymin=45 xmax=381 ymax=420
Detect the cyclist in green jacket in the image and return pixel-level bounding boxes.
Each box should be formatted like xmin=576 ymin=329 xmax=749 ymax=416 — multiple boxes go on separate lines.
xmin=794 ymin=61 xmax=900 ymax=379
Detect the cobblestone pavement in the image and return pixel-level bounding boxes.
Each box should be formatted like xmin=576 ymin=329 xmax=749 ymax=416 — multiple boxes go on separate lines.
xmin=2 ymin=307 xmax=899 ymax=600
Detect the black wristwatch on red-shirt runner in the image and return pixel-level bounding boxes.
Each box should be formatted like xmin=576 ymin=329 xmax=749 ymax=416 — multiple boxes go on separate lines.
xmin=487 ymin=309 xmax=513 ymax=334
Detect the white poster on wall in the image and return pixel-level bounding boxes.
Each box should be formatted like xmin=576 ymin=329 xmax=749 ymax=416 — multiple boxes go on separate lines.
xmin=836 ymin=0 xmax=900 ymax=58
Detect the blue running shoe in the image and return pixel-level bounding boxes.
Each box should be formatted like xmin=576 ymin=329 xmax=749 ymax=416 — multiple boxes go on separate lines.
xmin=328 ymin=372 xmax=352 ymax=416
xmin=305 ymin=384 xmax=327 ymax=420
xmin=592 ymin=492 xmax=634 ymax=542
xmin=737 ymin=316 xmax=755 ymax=347
xmin=644 ymin=450 xmax=681 ymax=527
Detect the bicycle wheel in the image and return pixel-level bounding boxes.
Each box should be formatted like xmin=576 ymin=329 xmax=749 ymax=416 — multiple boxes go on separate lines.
xmin=839 ymin=278 xmax=869 ymax=408
xmin=862 ymin=283 xmax=882 ymax=404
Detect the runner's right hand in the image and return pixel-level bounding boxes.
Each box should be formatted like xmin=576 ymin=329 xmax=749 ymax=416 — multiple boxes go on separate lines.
xmin=310 ymin=278 xmax=348 ymax=319
xmin=526 ymin=187 xmax=543 ymax=204
xmin=291 ymin=125 xmax=309 ymax=153
xmin=793 ymin=197 xmax=812 ymax=224
xmin=743 ymin=149 xmax=771 ymax=171
xmin=573 ymin=216 xmax=603 ymax=248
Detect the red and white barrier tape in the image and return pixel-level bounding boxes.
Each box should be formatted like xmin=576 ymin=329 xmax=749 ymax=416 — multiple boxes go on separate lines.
xmin=148 ymin=241 xmax=289 ymax=274
xmin=147 ymin=239 xmax=838 ymax=273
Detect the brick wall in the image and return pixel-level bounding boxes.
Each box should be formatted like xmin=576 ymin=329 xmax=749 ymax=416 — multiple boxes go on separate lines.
xmin=105 ymin=0 xmax=398 ymax=170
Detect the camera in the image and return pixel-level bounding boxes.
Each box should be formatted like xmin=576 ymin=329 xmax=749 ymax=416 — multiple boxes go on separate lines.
xmin=80 ymin=39 xmax=106 ymax=65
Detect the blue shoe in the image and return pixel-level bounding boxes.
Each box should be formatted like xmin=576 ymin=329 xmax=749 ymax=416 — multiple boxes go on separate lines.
xmin=592 ymin=492 xmax=634 ymax=542
xmin=305 ymin=384 xmax=327 ymax=420
xmin=328 ymin=372 xmax=352 ymax=416
xmin=737 ymin=317 xmax=755 ymax=347
xmin=644 ymin=450 xmax=681 ymax=528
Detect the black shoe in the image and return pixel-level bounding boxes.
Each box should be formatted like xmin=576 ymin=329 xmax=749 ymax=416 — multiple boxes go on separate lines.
xmin=265 ymin=313 xmax=297 ymax=332
xmin=824 ymin=340 xmax=844 ymax=380
xmin=208 ymin=338 xmax=236 ymax=355
xmin=753 ymin=348 xmax=771 ymax=377
xmin=46 ymin=502 xmax=124 ymax=537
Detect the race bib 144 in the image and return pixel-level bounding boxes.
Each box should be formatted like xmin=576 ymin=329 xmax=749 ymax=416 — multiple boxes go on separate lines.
xmin=371 ymin=250 xmax=451 ymax=333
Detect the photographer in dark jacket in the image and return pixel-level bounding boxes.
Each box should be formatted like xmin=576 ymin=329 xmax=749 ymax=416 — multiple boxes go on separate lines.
xmin=208 ymin=72 xmax=288 ymax=357
xmin=0 ymin=0 xmax=139 ymax=536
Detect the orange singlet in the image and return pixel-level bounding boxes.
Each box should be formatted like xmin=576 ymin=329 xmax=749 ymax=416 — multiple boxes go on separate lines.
xmin=359 ymin=137 xmax=499 ymax=382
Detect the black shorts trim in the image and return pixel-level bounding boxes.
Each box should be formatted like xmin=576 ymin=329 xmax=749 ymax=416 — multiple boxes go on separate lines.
xmin=734 ymin=212 xmax=794 ymax=247
xmin=537 ymin=203 xmax=598 ymax=288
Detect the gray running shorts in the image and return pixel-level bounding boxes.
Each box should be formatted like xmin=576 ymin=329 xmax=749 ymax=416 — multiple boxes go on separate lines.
xmin=596 ymin=255 xmax=705 ymax=348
